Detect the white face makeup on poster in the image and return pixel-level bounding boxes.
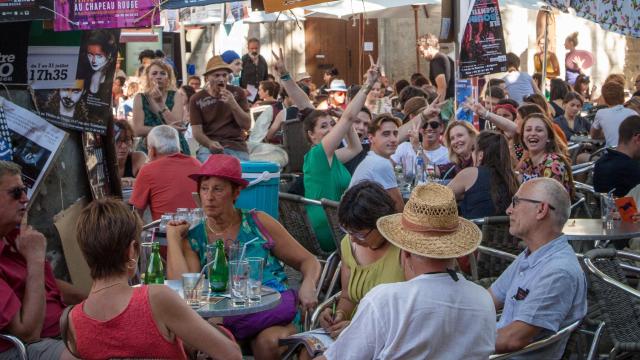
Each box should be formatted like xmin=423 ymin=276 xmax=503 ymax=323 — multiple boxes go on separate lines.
xmin=87 ymin=44 xmax=109 ymax=71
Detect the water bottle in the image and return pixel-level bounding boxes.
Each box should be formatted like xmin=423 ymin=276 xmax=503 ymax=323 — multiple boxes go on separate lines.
xmin=426 ymin=163 xmax=436 ymax=181
xmin=415 ymin=156 xmax=426 ymax=185
xmin=208 ymin=240 xmax=228 ymax=292
xmin=145 ymin=242 xmax=164 ymax=284
xmin=394 ymin=164 xmax=405 ymax=188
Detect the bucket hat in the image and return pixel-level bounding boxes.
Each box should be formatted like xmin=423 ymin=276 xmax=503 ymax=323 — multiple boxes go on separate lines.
xmin=377 ymin=183 xmax=481 ymax=259
xmin=188 ymin=154 xmax=249 ymax=189
xmin=203 ymin=56 xmax=232 ymax=76
xmin=327 ymin=79 xmax=348 ymax=92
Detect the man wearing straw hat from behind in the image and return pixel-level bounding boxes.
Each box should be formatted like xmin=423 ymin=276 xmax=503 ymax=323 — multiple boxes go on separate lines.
xmin=316 ymin=183 xmax=496 ymax=360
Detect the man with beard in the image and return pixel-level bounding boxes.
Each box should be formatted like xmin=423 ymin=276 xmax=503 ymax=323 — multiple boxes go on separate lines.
xmin=190 ymin=56 xmax=251 ymax=162
xmin=239 ymin=38 xmax=268 ymax=97
xmin=59 ymin=87 xmax=86 ymax=119
xmin=349 ymin=114 xmax=404 ymax=212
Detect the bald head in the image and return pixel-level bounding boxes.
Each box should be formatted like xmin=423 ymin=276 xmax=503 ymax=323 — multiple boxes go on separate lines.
xmin=523 ymin=178 xmax=571 ymax=228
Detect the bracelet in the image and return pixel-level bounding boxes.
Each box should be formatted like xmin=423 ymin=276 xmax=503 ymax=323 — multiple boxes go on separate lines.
xmin=483 ymin=109 xmax=490 ymax=118
xmin=362 ymin=83 xmax=372 ymax=93
xmin=160 ymin=107 xmax=169 ymax=114
xmin=280 ymin=73 xmax=291 ymax=81
xmin=335 ymin=309 xmax=347 ymax=319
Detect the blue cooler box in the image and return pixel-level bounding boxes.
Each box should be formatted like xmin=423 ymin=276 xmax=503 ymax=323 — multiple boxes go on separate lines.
xmin=237 ymin=161 xmax=280 ymax=219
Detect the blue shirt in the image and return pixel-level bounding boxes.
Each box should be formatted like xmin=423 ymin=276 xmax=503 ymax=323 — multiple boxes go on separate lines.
xmin=491 ymin=235 xmax=587 ymax=359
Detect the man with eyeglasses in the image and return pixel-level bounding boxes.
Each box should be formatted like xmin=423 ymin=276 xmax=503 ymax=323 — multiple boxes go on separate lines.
xmin=489 ymin=177 xmax=586 ymax=359
xmin=0 ymin=160 xmax=84 ymax=359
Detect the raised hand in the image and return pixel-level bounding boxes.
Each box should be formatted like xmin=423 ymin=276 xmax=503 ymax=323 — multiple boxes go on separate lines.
xmin=422 ymin=97 xmax=448 ymax=119
xmin=364 ymin=54 xmax=381 ymax=86
xmin=16 ymin=224 xmax=47 ymax=264
xmin=219 ymin=88 xmax=239 ymax=107
xmin=408 ymin=118 xmax=421 ymax=148
xmin=271 ymin=47 xmax=288 ymax=77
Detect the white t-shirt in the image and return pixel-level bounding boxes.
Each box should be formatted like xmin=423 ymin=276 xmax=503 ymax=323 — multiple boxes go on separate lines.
xmin=391 ymin=142 xmax=449 ymax=173
xmin=503 ymin=71 xmax=536 ymax=105
xmin=324 ymin=273 xmax=497 ymax=360
xmin=592 ymin=105 xmax=638 ymax=147
xmin=349 ymin=151 xmax=397 ymax=190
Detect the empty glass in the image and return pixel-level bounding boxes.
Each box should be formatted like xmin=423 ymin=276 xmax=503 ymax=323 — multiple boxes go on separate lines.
xmin=159 ymin=213 xmax=175 ymax=233
xmin=246 ymin=257 xmax=264 ymax=303
xmin=182 ymin=273 xmax=202 ymax=307
xmin=175 ymin=208 xmax=191 ymax=223
xmin=600 ymin=193 xmax=617 ymax=230
xmin=229 ymin=260 xmax=248 ymax=307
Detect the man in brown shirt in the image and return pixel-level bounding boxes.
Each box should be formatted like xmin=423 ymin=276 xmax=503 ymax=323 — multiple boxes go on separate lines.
xmin=191 ymin=56 xmax=251 ymax=162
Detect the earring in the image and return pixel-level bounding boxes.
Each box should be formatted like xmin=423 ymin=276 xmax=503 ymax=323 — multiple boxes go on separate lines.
xmin=127 ymin=258 xmax=137 ymax=269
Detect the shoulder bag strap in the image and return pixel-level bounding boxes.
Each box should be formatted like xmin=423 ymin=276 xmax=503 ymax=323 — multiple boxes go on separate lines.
xmin=250 ymin=209 xmax=275 ymax=249
xmin=59 ymin=304 xmax=81 ymax=358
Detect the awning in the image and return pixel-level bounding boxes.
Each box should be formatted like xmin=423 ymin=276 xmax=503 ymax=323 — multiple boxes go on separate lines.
xmin=303 ymin=0 xmax=436 ymax=18
xmin=243 ymin=8 xmax=305 ymax=23
xmin=119 ymin=29 xmax=159 ymax=42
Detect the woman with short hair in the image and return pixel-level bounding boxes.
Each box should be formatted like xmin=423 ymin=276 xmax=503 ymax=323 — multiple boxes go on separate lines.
xmin=66 ymin=198 xmax=241 ymax=360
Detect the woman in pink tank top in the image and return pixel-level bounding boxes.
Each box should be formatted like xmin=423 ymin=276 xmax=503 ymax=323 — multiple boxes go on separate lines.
xmin=65 ymin=198 xmax=241 ymax=360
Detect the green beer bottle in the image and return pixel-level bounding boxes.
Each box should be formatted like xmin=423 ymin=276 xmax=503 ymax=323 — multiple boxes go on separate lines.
xmin=145 ymin=242 xmax=165 ymax=284
xmin=208 ymin=240 xmax=228 ymax=292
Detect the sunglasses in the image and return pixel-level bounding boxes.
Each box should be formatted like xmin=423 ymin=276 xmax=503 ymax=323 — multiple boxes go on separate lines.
xmin=5 ymin=186 xmax=28 ymax=200
xmin=511 ymin=196 xmax=555 ymax=210
xmin=424 ymin=121 xmax=441 ymax=130
xmin=339 ymin=225 xmax=374 ymax=241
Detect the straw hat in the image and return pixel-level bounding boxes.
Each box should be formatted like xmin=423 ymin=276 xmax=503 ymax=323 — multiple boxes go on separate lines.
xmin=377 ymin=183 xmax=481 ymax=259
xmin=203 ymin=56 xmax=232 ymax=76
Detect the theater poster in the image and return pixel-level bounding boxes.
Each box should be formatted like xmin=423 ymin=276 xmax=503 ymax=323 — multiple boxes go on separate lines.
xmin=0 ymin=0 xmax=53 ymax=21
xmin=32 ymin=29 xmax=119 ymax=134
xmin=82 ymin=132 xmax=113 ymax=199
xmin=459 ymin=0 xmax=507 ymax=79
xmin=0 ymin=22 xmax=30 ymax=84
xmin=53 ymin=0 xmax=159 ymax=31
xmin=2 ymin=97 xmax=67 ymax=201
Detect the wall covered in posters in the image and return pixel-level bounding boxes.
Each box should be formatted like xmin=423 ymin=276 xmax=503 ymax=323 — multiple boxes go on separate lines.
xmin=53 ymin=0 xmax=159 ymax=31
xmin=30 ymin=28 xmax=119 ymax=134
xmin=0 ymin=22 xmax=30 ymax=84
xmin=0 ymin=0 xmax=53 ymax=21
xmin=459 ymin=0 xmax=507 ymax=79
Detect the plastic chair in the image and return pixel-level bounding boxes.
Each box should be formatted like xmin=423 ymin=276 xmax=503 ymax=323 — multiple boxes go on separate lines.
xmin=320 ymin=198 xmax=345 ymax=255
xmin=282 ymin=119 xmax=310 ymax=173
xmin=583 ymin=248 xmax=640 ymax=359
xmin=278 ymin=192 xmax=333 ymax=259
xmin=0 ymin=334 xmax=26 ymax=360
xmin=490 ymin=320 xmax=582 ymax=360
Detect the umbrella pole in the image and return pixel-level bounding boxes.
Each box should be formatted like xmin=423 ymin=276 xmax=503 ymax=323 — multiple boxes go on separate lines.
xmin=413 ymin=5 xmax=420 ymax=73
xmin=541 ymin=6 xmax=551 ymax=92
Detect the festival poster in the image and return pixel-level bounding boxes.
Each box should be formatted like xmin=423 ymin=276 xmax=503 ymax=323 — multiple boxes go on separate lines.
xmin=2 ymin=97 xmax=68 ymax=201
xmin=455 ymin=79 xmax=474 ymax=124
xmin=33 ymin=29 xmax=119 ymax=134
xmin=53 ymin=0 xmax=159 ymax=31
xmin=0 ymin=22 xmax=30 ymax=84
xmin=459 ymin=0 xmax=507 ymax=79
xmin=0 ymin=0 xmax=53 ymax=21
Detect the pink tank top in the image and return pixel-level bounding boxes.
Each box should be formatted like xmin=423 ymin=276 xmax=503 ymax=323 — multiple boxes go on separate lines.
xmin=71 ymin=285 xmax=187 ymax=360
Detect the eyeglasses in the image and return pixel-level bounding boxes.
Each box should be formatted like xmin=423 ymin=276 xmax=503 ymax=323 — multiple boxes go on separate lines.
xmin=425 ymin=121 xmax=441 ymax=130
xmin=4 ymin=186 xmax=28 ymax=200
xmin=339 ymin=225 xmax=374 ymax=241
xmin=511 ymin=196 xmax=555 ymax=210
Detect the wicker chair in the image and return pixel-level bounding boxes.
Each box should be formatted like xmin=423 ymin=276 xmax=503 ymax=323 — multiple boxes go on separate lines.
xmin=584 ymin=248 xmax=640 ymax=359
xmin=278 ymin=192 xmax=333 ymax=259
xmin=282 ymin=119 xmax=310 ymax=173
xmin=471 ymin=216 xmax=523 ymax=279
xmin=0 ymin=334 xmax=26 ymax=360
xmin=320 ymin=198 xmax=345 ymax=255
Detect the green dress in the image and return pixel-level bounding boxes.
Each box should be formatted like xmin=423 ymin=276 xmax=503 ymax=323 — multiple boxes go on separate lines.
xmin=137 ymin=90 xmax=190 ymax=155
xmin=303 ymin=143 xmax=351 ymax=251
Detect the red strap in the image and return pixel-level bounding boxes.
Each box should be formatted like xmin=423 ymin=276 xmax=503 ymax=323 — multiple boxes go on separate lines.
xmin=250 ymin=209 xmax=275 ymax=249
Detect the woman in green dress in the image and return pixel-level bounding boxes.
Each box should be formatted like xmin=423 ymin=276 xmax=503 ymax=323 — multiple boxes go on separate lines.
xmin=132 ymin=59 xmax=191 ymax=155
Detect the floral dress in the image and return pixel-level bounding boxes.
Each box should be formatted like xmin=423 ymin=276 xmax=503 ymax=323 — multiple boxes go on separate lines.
xmin=519 ymin=152 xmax=573 ymax=194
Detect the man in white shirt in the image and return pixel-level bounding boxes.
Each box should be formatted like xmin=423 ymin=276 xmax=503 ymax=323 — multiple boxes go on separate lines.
xmin=392 ymin=113 xmax=449 ymax=173
xmin=349 ymin=114 xmax=403 ymax=211
xmin=591 ymin=81 xmax=638 ymax=147
xmin=316 ymin=183 xmax=496 ymax=360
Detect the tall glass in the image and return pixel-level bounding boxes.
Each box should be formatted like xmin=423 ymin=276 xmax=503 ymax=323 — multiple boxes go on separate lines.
xmin=138 ymin=232 xmax=154 ymax=282
xmin=175 ymin=208 xmax=191 ymax=223
xmin=159 ymin=213 xmax=175 ymax=233
xmin=182 ymin=273 xmax=201 ymax=306
xmin=246 ymin=257 xmax=264 ymax=303
xmin=600 ymin=194 xmax=617 ymax=230
xmin=229 ymin=260 xmax=248 ymax=307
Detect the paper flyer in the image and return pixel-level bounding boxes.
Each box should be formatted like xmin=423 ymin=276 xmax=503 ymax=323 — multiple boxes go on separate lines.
xmin=53 ymin=0 xmax=159 ymax=31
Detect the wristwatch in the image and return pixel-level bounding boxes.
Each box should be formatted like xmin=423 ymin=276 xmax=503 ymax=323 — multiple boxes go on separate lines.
xmin=160 ymin=108 xmax=169 ymax=114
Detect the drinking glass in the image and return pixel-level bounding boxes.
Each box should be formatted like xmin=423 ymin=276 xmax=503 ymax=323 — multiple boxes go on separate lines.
xmin=246 ymin=257 xmax=264 ymax=303
xmin=191 ymin=208 xmax=205 ymax=225
xmin=138 ymin=232 xmax=154 ymax=282
xmin=227 ymin=244 xmax=242 ymax=263
xmin=229 ymin=260 xmax=248 ymax=307
xmin=600 ymin=194 xmax=617 ymax=230
xmin=159 ymin=213 xmax=175 ymax=233
xmin=182 ymin=273 xmax=201 ymax=307
xmin=175 ymin=208 xmax=191 ymax=223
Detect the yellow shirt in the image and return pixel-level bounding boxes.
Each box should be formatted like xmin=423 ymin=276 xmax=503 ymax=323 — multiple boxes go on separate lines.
xmin=340 ymin=235 xmax=405 ymax=319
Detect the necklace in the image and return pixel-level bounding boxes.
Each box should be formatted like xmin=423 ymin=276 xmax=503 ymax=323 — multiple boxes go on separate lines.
xmin=90 ymin=282 xmax=127 ymax=293
xmin=206 ymin=217 xmax=237 ymax=237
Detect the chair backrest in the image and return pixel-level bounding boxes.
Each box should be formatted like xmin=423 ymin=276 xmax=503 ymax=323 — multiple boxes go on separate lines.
xmin=489 ymin=320 xmax=581 ymax=360
xmin=278 ymin=192 xmax=332 ymax=259
xmin=0 ymin=334 xmax=26 ymax=360
xmin=320 ymin=198 xmax=345 ymax=255
xmin=584 ymin=249 xmax=640 ymax=346
xmin=473 ymin=216 xmax=523 ymax=279
xmin=282 ymin=119 xmax=310 ymax=173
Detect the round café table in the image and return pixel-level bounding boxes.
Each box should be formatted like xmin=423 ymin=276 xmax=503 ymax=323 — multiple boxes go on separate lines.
xmin=164 ymin=280 xmax=281 ymax=318
xmin=563 ymin=219 xmax=640 ymax=249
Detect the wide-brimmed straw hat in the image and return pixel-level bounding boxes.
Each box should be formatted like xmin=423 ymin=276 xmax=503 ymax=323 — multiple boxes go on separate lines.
xmin=203 ymin=56 xmax=232 ymax=76
xmin=188 ymin=154 xmax=249 ymax=189
xmin=377 ymin=183 xmax=481 ymax=259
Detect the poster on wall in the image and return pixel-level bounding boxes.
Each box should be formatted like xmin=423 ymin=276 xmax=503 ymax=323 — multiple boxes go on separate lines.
xmin=0 ymin=0 xmax=53 ymax=21
xmin=32 ymin=29 xmax=119 ymax=134
xmin=82 ymin=132 xmax=112 ymax=199
xmin=53 ymin=0 xmax=159 ymax=31
xmin=459 ymin=0 xmax=507 ymax=79
xmin=225 ymin=2 xmax=248 ymax=24
xmin=2 ymin=97 xmax=68 ymax=200
xmin=0 ymin=22 xmax=30 ymax=84
xmin=455 ymin=79 xmax=475 ymax=124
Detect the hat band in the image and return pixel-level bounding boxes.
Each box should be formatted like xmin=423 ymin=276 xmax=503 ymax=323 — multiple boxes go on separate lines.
xmin=401 ymin=215 xmax=459 ymax=234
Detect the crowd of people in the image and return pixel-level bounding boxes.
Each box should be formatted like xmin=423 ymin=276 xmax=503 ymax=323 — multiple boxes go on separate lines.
xmin=2 ymin=28 xmax=640 ymax=360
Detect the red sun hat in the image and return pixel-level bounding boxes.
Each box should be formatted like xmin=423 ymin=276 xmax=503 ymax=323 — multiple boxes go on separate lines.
xmin=189 ymin=154 xmax=249 ymax=189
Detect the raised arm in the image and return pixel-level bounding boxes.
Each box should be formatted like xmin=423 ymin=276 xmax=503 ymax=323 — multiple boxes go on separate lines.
xmin=165 ymin=221 xmax=201 ymax=279
xmin=466 ymin=101 xmax=518 ymax=138
xmin=398 ymin=98 xmax=444 ymax=143
xmin=272 ymin=48 xmax=313 ymax=110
